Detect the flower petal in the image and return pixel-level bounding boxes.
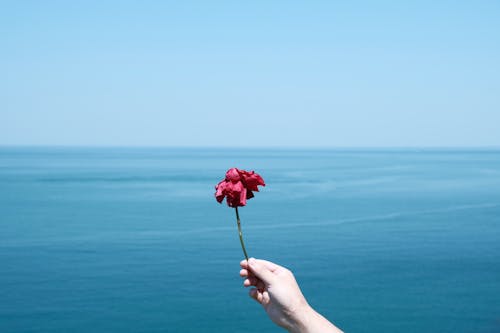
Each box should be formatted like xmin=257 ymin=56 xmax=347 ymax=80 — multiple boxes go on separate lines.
xmin=226 ymin=168 xmax=241 ymax=183
xmin=215 ymin=180 xmax=227 ymax=203
xmin=240 ymin=170 xmax=266 ymax=191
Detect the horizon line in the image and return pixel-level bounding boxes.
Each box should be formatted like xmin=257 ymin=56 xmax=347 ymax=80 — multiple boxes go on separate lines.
xmin=1 ymin=144 xmax=500 ymax=151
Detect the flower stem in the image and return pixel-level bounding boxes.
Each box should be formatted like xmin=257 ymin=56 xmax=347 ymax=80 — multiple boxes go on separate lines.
xmin=235 ymin=206 xmax=249 ymax=261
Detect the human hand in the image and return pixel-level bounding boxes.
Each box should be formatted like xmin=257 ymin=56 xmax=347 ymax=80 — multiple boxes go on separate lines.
xmin=240 ymin=258 xmax=309 ymax=330
xmin=240 ymin=258 xmax=343 ymax=333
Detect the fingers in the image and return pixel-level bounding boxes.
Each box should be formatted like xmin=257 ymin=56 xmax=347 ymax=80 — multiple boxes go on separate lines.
xmin=241 ymin=258 xmax=281 ymax=272
xmin=240 ymin=266 xmax=254 ymax=285
xmin=256 ymin=259 xmax=280 ymax=272
xmin=240 ymin=258 xmax=282 ymax=293
xmin=249 ymin=288 xmax=263 ymax=304
xmin=240 ymin=259 xmax=249 ymax=269
xmin=247 ymin=258 xmax=276 ymax=284
xmin=249 ymin=288 xmax=270 ymax=305
xmin=241 ymin=270 xmax=265 ymax=289
xmin=243 ymin=276 xmax=258 ymax=287
xmin=244 ymin=278 xmax=265 ymax=290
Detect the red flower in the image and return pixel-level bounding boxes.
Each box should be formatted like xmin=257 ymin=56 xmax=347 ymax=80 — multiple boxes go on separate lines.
xmin=215 ymin=168 xmax=265 ymax=207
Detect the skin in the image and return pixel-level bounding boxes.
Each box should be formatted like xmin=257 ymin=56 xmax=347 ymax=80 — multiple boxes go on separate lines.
xmin=240 ymin=258 xmax=343 ymax=333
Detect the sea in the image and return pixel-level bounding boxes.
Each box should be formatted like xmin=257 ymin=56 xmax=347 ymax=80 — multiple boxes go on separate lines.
xmin=0 ymin=147 xmax=499 ymax=333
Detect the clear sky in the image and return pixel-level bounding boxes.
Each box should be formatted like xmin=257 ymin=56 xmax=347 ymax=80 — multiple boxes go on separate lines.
xmin=2 ymin=1 xmax=499 ymax=147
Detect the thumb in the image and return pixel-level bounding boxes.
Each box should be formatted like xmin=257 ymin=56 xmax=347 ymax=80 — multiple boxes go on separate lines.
xmin=248 ymin=258 xmax=275 ymax=284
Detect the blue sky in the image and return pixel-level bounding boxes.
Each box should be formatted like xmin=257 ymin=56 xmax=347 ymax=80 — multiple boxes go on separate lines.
xmin=2 ymin=1 xmax=499 ymax=147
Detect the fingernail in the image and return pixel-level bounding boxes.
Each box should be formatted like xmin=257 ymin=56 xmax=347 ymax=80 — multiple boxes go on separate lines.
xmin=249 ymin=258 xmax=256 ymax=266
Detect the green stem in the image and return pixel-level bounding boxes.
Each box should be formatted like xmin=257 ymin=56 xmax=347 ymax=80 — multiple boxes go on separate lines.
xmin=235 ymin=206 xmax=249 ymax=261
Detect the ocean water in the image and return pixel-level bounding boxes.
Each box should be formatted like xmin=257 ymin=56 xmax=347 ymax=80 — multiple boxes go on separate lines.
xmin=0 ymin=147 xmax=499 ymax=333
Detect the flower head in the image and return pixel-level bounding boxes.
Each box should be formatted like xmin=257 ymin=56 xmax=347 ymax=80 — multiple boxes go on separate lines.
xmin=215 ymin=168 xmax=265 ymax=207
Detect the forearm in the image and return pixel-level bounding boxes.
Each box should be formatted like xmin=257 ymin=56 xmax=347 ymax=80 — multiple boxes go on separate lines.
xmin=287 ymin=304 xmax=343 ymax=333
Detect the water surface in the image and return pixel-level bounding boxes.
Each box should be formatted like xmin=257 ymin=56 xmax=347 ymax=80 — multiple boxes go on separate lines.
xmin=1 ymin=147 xmax=499 ymax=332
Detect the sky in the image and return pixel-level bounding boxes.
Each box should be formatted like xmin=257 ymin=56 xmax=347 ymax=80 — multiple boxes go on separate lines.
xmin=1 ymin=1 xmax=499 ymax=148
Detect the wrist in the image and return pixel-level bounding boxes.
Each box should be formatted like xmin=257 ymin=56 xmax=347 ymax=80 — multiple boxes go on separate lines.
xmin=285 ymin=302 xmax=315 ymax=333
xmin=286 ymin=304 xmax=343 ymax=333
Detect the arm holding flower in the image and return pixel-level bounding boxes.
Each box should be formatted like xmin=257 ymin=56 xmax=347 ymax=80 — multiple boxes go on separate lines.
xmin=240 ymin=258 xmax=343 ymax=333
xmin=215 ymin=169 xmax=341 ymax=331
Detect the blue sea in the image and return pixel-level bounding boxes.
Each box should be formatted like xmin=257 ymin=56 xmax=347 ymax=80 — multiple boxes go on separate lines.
xmin=1 ymin=147 xmax=499 ymax=333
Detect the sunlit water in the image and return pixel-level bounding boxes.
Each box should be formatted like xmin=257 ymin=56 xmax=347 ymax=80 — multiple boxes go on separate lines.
xmin=1 ymin=147 xmax=499 ymax=333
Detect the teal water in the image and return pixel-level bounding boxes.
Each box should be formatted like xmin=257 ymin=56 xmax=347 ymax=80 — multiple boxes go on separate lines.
xmin=1 ymin=147 xmax=499 ymax=333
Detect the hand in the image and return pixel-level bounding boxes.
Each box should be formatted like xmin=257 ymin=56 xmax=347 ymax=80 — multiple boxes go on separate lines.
xmin=240 ymin=258 xmax=308 ymax=330
xmin=240 ymin=258 xmax=343 ymax=333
